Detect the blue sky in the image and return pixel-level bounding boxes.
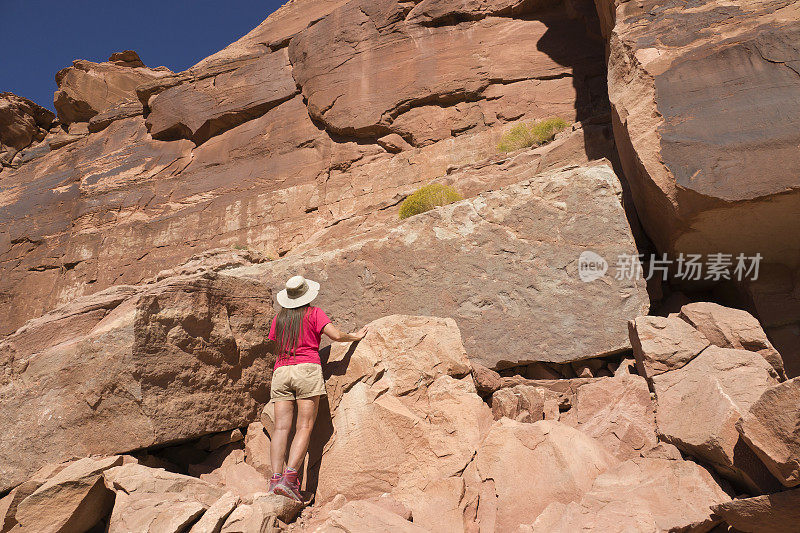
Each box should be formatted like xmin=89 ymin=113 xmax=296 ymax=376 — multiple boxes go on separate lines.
xmin=0 ymin=0 xmax=285 ymax=110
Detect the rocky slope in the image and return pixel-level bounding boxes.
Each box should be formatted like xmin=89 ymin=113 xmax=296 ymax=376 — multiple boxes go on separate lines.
xmin=1 ymin=0 xmax=799 ymax=531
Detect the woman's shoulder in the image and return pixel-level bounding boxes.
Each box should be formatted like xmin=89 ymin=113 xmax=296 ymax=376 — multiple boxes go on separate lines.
xmin=309 ymin=306 xmax=330 ymax=320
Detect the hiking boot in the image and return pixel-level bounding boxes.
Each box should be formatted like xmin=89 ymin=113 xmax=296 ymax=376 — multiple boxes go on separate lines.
xmin=268 ymin=473 xmax=282 ymax=494
xmin=274 ymin=468 xmax=303 ymax=502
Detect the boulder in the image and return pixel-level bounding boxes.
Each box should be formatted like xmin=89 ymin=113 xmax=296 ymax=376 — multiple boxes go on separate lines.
xmin=712 ymin=488 xmax=800 ymax=533
xmin=219 ymin=493 xmax=302 ymax=532
xmin=103 ymin=463 xmax=230 ymax=532
xmin=188 ymin=492 xmax=240 ymax=533
xmin=0 ymin=463 xmax=67 ymax=531
xmin=314 ymin=315 xmax=493 ymax=527
xmin=680 ymin=302 xmax=786 ymax=379
xmin=596 ymin=0 xmax=800 ymax=271
xmin=0 ymin=92 xmax=54 ymax=165
xmin=471 ymin=362 xmax=503 ymax=395
xmin=314 ymin=500 xmax=427 ymax=533
xmin=629 ymin=315 xmax=710 ymax=378
xmin=491 ymin=384 xmax=560 ymax=423
xmin=243 ymin=422 xmax=273 ymax=478
xmin=736 ymin=377 xmax=800 ymax=487
xmin=13 ymin=455 xmax=124 ymax=533
xmin=230 ymin=163 xmax=649 ymax=368
xmin=653 ymin=346 xmax=781 ymax=492
xmin=474 ymin=418 xmax=618 ymax=532
xmin=146 ymin=48 xmax=297 ymax=144
xmin=190 ymin=447 xmax=269 ymax=501
xmin=107 ymin=494 xmax=205 ymax=533
xmin=87 ymin=99 xmax=144 ymax=133
xmin=557 ymin=374 xmax=658 ymax=461
xmin=376 ymin=133 xmax=413 ymax=153
xmin=54 ymin=53 xmax=171 ymax=125
xmin=492 ymin=374 xmax=658 ymax=461
xmin=103 ymin=463 xmax=227 ymax=506
xmin=528 ymin=456 xmax=730 ymax=532
xmin=0 ymin=273 xmax=273 ymax=493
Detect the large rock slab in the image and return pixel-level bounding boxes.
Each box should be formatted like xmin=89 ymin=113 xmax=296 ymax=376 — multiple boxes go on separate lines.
xmin=712 ymin=488 xmax=800 ymax=533
xmin=229 ymin=163 xmax=649 ymax=368
xmin=596 ymin=0 xmax=800 ymax=269
xmin=737 ymin=377 xmax=800 ymax=487
xmin=474 ymin=418 xmax=618 ymax=532
xmin=653 ymin=346 xmax=781 ymax=492
xmin=146 ymin=48 xmax=297 ymax=144
xmin=629 ymin=314 xmax=710 ymax=379
xmin=528 ymin=456 xmax=730 ymax=532
xmin=0 ymin=273 xmax=273 ymax=492
xmin=54 ymin=51 xmax=171 ymax=125
xmin=13 ymin=455 xmax=124 ymax=533
xmin=680 ymin=302 xmax=786 ymax=379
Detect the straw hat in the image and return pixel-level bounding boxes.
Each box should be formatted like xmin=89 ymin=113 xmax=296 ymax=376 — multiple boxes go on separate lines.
xmin=276 ymin=275 xmax=320 ymax=308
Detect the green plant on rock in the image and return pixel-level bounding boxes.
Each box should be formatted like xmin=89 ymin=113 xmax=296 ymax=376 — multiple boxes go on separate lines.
xmin=399 ymin=183 xmax=463 ymax=220
xmin=497 ymin=117 xmax=570 ymax=153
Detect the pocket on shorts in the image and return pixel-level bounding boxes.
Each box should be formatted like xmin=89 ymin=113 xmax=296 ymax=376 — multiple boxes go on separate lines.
xmin=296 ymin=364 xmax=325 ymax=397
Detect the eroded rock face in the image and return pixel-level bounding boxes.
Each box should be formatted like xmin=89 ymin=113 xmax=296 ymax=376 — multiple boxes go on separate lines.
xmin=0 ymin=272 xmax=273 ymax=492
xmin=54 ymin=51 xmax=171 ymax=125
xmin=0 ymin=0 xmax=615 ymax=336
xmin=229 ymin=164 xmax=649 ymax=368
xmin=596 ymin=0 xmax=800 ymax=270
xmin=737 ymin=377 xmax=800 ymax=487
xmin=0 ymin=92 xmax=55 ymax=166
xmin=652 ymin=346 xmax=781 ymax=492
xmin=288 ymin=0 xmax=606 ymax=140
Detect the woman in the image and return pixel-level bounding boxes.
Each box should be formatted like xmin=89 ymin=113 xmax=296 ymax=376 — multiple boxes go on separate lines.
xmin=267 ymin=275 xmax=367 ymax=502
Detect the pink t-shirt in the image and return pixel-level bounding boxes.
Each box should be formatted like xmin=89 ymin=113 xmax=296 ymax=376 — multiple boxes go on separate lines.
xmin=268 ymin=307 xmax=331 ymax=369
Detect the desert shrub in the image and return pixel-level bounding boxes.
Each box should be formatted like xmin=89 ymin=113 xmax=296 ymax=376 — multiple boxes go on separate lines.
xmin=497 ymin=117 xmax=569 ymax=153
xmin=399 ymin=183 xmax=463 ymax=219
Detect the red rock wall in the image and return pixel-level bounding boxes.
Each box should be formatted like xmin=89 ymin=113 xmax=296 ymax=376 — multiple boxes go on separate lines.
xmin=0 ymin=0 xmax=613 ymax=335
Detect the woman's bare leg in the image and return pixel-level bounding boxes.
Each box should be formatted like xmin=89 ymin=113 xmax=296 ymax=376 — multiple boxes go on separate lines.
xmin=270 ymin=400 xmax=295 ymax=474
xmin=287 ymin=396 xmax=320 ymax=471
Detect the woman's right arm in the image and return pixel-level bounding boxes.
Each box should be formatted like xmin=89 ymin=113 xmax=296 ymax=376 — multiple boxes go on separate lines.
xmin=322 ymin=323 xmax=368 ymax=343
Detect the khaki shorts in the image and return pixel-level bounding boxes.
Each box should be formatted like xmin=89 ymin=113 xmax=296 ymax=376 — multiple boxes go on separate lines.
xmin=270 ymin=363 xmax=326 ymax=401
